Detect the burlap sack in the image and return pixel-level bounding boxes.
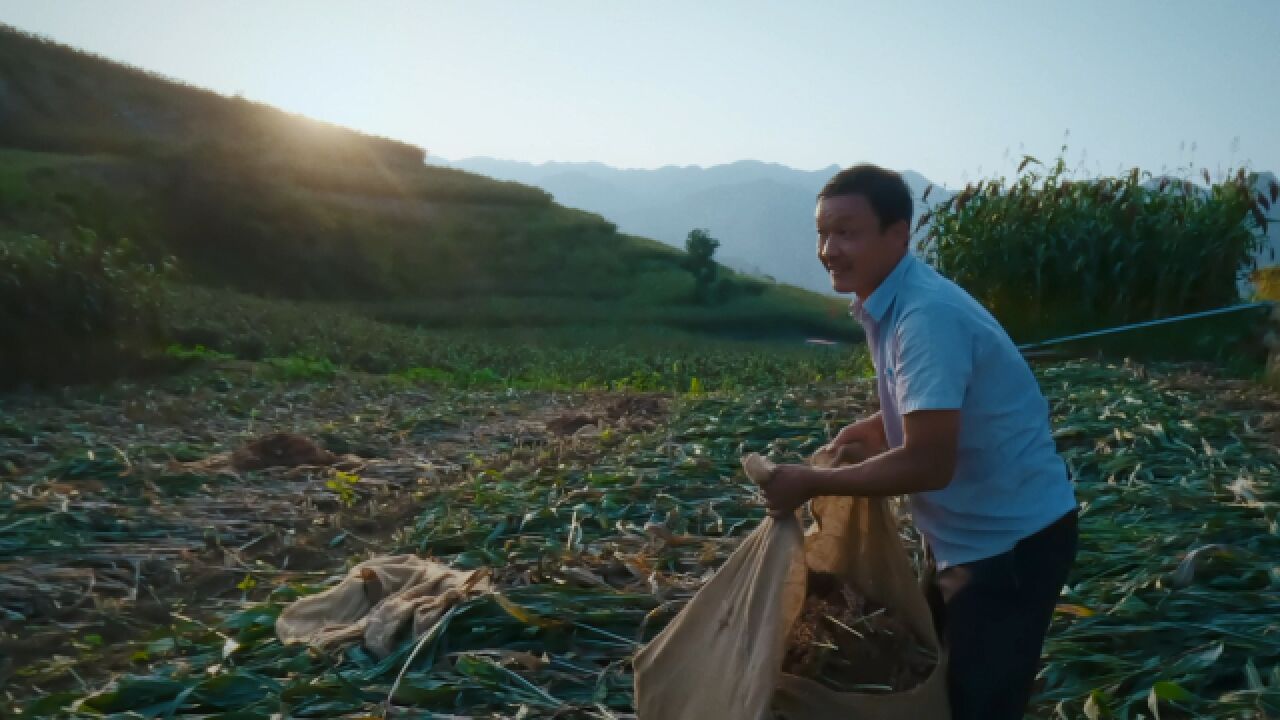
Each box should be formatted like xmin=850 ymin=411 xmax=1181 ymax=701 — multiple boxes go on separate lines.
xmin=633 ymin=449 xmax=949 ymax=719
xmin=276 ymin=554 xmax=490 ymax=658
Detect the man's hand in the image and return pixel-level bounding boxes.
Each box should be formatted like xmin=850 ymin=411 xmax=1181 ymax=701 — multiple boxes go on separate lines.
xmin=760 ymin=463 xmax=821 ymax=517
xmin=756 ymin=409 xmax=960 ymax=503
xmin=821 ymin=440 xmax=875 ymax=466
xmin=819 ymin=413 xmax=887 ymax=459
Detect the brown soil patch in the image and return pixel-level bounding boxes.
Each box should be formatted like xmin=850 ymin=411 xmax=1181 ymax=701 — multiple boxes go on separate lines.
xmin=544 ymin=392 xmax=669 ymax=436
xmin=229 ymin=431 xmax=336 ymax=471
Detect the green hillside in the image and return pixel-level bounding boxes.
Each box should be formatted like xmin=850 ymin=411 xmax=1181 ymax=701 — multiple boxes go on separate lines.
xmin=0 ymin=26 xmax=856 ymax=385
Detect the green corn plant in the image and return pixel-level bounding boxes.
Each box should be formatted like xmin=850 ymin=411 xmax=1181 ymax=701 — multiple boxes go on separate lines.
xmin=919 ymin=149 xmax=1271 ymax=346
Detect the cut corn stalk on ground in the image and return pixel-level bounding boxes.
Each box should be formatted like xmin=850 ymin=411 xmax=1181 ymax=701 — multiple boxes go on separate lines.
xmin=2 ymin=359 xmax=1278 ymax=718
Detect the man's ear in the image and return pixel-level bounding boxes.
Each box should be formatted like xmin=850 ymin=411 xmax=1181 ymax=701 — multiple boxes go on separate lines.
xmin=889 ymin=219 xmax=911 ymax=249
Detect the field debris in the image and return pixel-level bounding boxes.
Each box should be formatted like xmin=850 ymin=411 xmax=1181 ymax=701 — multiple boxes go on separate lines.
xmin=782 ymin=571 xmax=936 ymax=693
xmin=4 ymin=361 xmax=1280 ymax=717
xmin=545 ymin=393 xmax=668 ymax=436
xmin=230 ymin=432 xmax=336 ymax=471
xmin=0 ymin=373 xmax=665 ymax=700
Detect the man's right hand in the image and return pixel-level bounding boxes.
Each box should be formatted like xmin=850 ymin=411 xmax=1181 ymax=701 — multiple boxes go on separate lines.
xmin=818 ymin=414 xmax=887 ymax=462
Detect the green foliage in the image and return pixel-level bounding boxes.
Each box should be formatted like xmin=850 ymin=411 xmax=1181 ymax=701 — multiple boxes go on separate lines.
xmin=1030 ymin=304 xmax=1272 ymax=370
xmin=164 ymin=344 xmax=234 ymax=362
xmin=921 ymin=150 xmax=1268 ymax=343
xmin=0 ymin=149 xmax=854 ymax=392
xmin=0 ymin=150 xmax=168 ymax=257
xmin=0 ymin=30 xmax=686 ymax=307
xmin=162 ymin=285 xmax=859 ymax=392
xmin=263 ymin=355 xmax=339 ymax=381
xmin=0 ymin=31 xmax=855 ymax=387
xmin=0 ymin=149 xmax=692 ymax=310
xmin=326 ymin=471 xmax=359 ymax=508
xmin=394 ymin=366 xmax=507 ymax=389
xmin=397 ymin=367 xmax=456 ymax=385
xmin=0 ymin=228 xmax=172 ymax=384
xmin=0 ymin=26 xmax=423 ymax=169
xmin=0 ymin=228 xmax=166 ymax=333
xmin=151 ymin=153 xmax=565 ymax=300
xmin=682 ymin=228 xmax=721 ymax=304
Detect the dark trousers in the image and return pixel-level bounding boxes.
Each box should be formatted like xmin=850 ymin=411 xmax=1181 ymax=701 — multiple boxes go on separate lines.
xmin=923 ymin=508 xmax=1079 ymax=720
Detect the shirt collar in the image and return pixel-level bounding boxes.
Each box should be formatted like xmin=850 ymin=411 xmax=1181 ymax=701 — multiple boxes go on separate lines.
xmin=850 ymin=252 xmax=914 ymax=324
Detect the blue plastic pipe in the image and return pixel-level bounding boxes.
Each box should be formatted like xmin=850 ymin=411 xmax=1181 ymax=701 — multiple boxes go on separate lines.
xmin=1015 ymin=301 xmax=1274 ymax=352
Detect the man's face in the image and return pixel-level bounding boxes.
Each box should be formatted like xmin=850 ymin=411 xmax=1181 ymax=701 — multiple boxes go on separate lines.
xmin=815 ymin=193 xmax=906 ymax=295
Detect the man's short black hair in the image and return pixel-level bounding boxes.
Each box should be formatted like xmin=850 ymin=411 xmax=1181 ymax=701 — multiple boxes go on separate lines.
xmin=818 ymin=164 xmax=913 ymax=231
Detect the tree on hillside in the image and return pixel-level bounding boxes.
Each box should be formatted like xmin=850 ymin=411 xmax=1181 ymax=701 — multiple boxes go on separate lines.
xmin=683 ymin=228 xmax=720 ymax=304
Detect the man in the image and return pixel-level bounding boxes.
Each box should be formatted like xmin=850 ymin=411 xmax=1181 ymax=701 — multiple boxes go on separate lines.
xmin=759 ymin=164 xmax=1079 ymax=719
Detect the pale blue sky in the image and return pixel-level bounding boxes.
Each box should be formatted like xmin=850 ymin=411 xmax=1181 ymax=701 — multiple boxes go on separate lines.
xmin=2 ymin=1 xmax=1277 ymax=186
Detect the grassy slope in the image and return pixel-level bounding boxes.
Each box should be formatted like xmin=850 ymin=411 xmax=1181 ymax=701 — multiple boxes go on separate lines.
xmin=0 ymin=27 xmax=856 ymax=353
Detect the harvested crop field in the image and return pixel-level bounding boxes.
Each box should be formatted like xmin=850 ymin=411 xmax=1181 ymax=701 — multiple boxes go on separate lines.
xmin=3 ymin=359 xmax=1279 ymax=717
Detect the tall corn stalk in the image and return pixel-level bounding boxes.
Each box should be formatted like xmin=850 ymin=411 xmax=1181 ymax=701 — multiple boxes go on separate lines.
xmin=919 ymin=149 xmax=1276 ymax=343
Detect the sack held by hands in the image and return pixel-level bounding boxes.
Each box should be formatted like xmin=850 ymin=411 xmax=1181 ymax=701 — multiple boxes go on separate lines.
xmin=633 ymin=447 xmax=949 ymax=720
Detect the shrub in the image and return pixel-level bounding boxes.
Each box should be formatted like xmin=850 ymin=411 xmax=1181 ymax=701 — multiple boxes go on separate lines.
xmin=0 ymin=228 xmax=172 ymax=384
xmin=921 ymin=151 xmax=1270 ymax=342
xmin=264 ymin=355 xmax=339 ymax=381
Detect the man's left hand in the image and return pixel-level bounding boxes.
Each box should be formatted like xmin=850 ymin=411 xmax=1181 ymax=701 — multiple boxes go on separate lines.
xmin=761 ymin=464 xmax=821 ymax=517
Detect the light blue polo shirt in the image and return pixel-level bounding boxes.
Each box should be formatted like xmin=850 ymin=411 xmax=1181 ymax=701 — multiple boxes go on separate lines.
xmin=851 ymin=252 xmax=1077 ymax=569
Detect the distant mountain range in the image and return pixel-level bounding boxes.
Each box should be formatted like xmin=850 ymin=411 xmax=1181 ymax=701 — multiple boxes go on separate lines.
xmin=432 ymin=157 xmax=952 ymax=295
xmin=440 ymin=157 xmax=1280 ymax=298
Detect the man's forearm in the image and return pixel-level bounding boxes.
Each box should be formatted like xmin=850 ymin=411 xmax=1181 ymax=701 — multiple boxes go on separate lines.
xmin=810 ymin=445 xmax=948 ymax=497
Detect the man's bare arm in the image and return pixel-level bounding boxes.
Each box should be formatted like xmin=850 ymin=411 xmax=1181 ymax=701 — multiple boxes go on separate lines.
xmin=757 ymin=410 xmax=959 ymax=515
xmin=811 ymin=409 xmax=959 ymax=497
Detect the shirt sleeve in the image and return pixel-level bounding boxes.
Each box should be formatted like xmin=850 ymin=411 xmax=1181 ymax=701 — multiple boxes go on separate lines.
xmin=892 ymin=303 xmax=974 ymax=413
